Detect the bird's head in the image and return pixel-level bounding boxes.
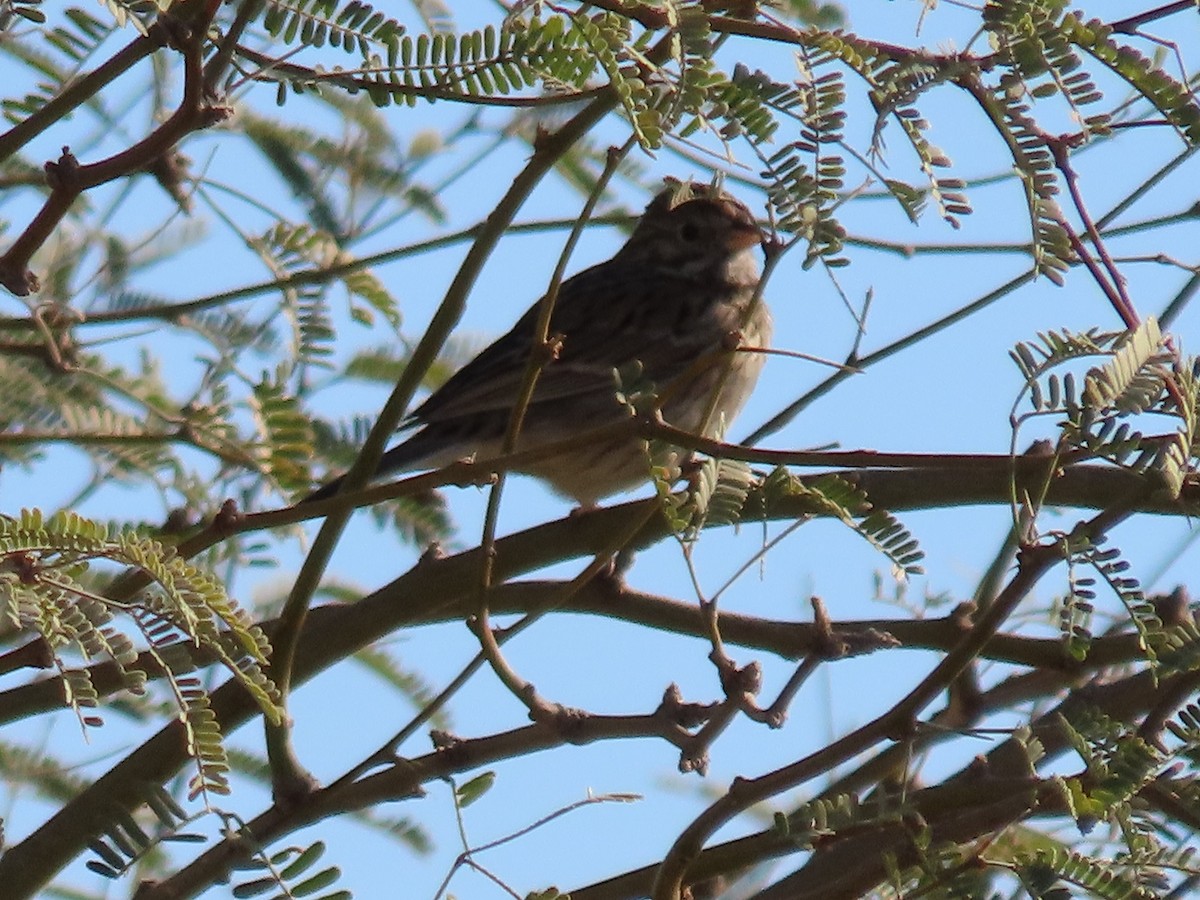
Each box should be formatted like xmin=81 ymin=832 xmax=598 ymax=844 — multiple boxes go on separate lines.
xmin=621 ymin=182 xmax=763 ymax=274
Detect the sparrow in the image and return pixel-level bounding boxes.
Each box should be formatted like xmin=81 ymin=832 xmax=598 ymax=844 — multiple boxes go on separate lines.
xmin=306 ymin=181 xmax=770 ymax=505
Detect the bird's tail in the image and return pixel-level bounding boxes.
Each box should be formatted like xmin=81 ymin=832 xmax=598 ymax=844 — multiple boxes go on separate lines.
xmin=299 ymin=439 xmax=428 ymax=504
xmin=299 ymin=473 xmax=348 ymax=504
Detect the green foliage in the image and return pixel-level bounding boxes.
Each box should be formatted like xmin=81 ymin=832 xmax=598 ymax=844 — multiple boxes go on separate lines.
xmin=1014 ymin=845 xmax=1163 ymax=899
xmin=574 ymin=11 xmax=657 ymax=147
xmin=0 ymin=351 xmax=177 ymax=477
xmin=983 ymin=0 xmax=1110 ymax=137
xmin=1011 ymin=320 xmax=1195 ymax=498
xmin=775 ymin=793 xmax=877 ymax=845
xmin=263 ymin=13 xmax=603 ymax=109
xmin=0 ymin=0 xmax=1198 ymax=898
xmin=371 ymin=490 xmax=453 ymax=547
xmin=1061 ymin=13 xmax=1200 ymax=142
xmin=657 ymin=456 xmax=755 ymax=541
xmin=1059 ymin=707 xmax=1163 ymax=827
xmin=759 ymin=60 xmax=849 ymax=267
xmin=0 ymin=0 xmax=45 ymax=27
xmin=0 ymin=6 xmax=115 ymax=125
xmin=248 ymin=221 xmax=402 ymax=365
xmin=230 ymin=838 xmax=351 ymax=900
xmin=656 ymin=457 xmax=925 ymax=578
xmin=454 ymin=770 xmax=495 ymax=807
xmin=812 ymin=30 xmax=966 ymax=230
xmin=693 ymin=64 xmax=783 ymax=145
xmin=1053 ymin=526 xmax=1166 ymax=671
xmin=86 ymin=783 xmax=200 ymax=879
xmin=1059 ymin=556 xmax=1095 ymax=662
xmin=0 ymin=739 xmax=93 ymax=801
xmin=977 ymin=81 xmax=1074 ymax=283
xmin=263 ymin=0 xmax=405 ymax=60
xmin=251 ymin=374 xmax=317 ymax=494
xmin=1167 ymin=703 xmax=1200 ymax=757
xmin=0 ymin=508 xmax=282 ymax=800
xmin=757 ymin=470 xmax=926 ymax=577
xmin=997 ymin=706 xmax=1192 ymax=898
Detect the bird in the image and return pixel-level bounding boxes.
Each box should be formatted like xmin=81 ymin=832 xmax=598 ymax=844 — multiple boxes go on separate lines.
xmin=305 ymin=181 xmax=771 ymax=506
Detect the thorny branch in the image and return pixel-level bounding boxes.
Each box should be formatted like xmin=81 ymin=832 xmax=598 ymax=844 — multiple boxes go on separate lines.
xmin=0 ymin=1 xmax=229 ymax=297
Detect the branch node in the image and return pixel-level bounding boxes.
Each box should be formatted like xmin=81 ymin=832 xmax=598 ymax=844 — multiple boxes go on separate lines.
xmin=541 ymin=703 xmax=590 ymax=743
xmin=44 ymin=146 xmax=80 ymax=190
xmin=0 ymin=262 xmax=39 ymax=296
xmin=213 ymin=499 xmax=245 ymax=534
xmin=658 ymin=683 xmax=717 ymax=729
xmin=950 ymin=602 xmax=977 ymax=633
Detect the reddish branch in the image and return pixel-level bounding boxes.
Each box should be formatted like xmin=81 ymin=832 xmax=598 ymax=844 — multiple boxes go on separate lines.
xmin=0 ymin=1 xmax=229 ymax=297
xmin=650 ymin=504 xmax=1136 ymax=898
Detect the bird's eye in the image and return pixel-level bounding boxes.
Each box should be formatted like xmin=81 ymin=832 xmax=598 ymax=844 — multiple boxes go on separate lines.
xmin=679 ymin=221 xmax=701 ymax=242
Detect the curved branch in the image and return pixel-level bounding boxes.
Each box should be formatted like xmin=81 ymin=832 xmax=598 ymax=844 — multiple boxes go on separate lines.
xmin=0 ymin=3 xmax=227 ymax=296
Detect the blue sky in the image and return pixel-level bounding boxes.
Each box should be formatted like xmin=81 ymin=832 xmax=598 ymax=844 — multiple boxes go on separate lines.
xmin=3 ymin=1 xmax=1199 ymax=897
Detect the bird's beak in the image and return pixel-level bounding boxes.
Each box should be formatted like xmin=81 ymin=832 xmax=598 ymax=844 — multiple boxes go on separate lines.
xmin=727 ymin=223 xmax=765 ymax=252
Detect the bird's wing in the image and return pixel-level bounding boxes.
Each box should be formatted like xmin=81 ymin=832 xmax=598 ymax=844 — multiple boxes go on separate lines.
xmin=411 ymin=261 xmax=720 ymax=425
